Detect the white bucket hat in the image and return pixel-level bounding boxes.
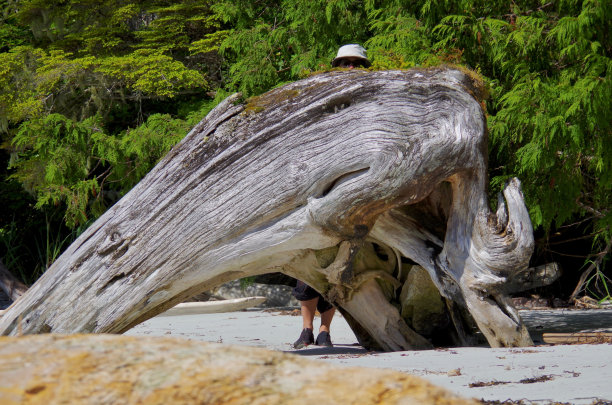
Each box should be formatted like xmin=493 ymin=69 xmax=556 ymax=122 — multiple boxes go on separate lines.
xmin=332 ymin=44 xmax=371 ymax=68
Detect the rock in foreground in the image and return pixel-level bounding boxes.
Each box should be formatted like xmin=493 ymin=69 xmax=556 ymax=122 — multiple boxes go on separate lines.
xmin=0 ymin=334 xmax=477 ymax=404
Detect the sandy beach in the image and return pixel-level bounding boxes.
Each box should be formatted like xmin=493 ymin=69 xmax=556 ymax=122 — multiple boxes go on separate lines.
xmin=126 ymin=307 xmax=612 ymax=404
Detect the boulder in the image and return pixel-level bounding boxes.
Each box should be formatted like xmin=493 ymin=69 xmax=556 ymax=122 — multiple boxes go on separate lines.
xmin=214 ymin=280 xmax=299 ymax=307
xmin=0 ymin=334 xmax=477 ymax=405
xmin=400 ymin=266 xmax=447 ymax=336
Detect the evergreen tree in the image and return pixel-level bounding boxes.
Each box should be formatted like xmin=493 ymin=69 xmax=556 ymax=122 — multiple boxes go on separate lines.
xmin=0 ymin=0 xmax=609 ymax=299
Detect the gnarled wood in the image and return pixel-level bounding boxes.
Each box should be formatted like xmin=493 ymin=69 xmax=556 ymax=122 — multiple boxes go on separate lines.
xmin=0 ymin=68 xmax=539 ymax=350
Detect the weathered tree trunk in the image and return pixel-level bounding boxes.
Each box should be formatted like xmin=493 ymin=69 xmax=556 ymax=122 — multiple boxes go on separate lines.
xmin=0 ymin=68 xmax=538 ymax=350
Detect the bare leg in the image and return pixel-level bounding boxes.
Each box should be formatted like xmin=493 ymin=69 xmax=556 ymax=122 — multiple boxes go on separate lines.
xmin=319 ymin=307 xmax=335 ymax=333
xmin=300 ymin=297 xmax=318 ymax=330
xmin=294 ymin=298 xmax=318 ymax=348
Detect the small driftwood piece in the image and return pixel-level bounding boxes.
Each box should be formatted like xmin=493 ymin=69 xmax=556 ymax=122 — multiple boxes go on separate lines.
xmin=543 ymin=332 xmax=612 ymax=345
xmin=161 ymin=296 xmax=267 ymax=316
xmin=0 ymin=68 xmax=539 ymax=350
xmin=504 ymin=262 xmax=560 ymax=293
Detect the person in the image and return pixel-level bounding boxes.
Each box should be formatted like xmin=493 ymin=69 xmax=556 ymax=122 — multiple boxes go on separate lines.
xmin=292 ymin=280 xmax=335 ymax=348
xmin=331 ymin=43 xmax=371 ymax=69
xmin=292 ymin=44 xmax=371 ymax=350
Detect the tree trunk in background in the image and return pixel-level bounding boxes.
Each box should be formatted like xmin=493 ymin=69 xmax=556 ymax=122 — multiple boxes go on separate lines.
xmin=0 ymin=68 xmax=540 ymax=350
xmin=0 ymin=259 xmax=27 ymax=302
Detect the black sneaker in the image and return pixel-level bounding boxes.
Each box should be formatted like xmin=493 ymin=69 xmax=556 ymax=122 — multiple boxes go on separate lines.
xmin=293 ymin=328 xmax=314 ymax=349
xmin=315 ymin=331 xmax=333 ymax=347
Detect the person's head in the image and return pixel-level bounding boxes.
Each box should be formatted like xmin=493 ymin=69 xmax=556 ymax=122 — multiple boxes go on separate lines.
xmin=331 ymin=44 xmax=371 ymax=69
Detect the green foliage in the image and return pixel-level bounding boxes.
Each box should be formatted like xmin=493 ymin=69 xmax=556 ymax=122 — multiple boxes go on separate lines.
xmin=426 ymin=0 xmax=611 ymax=294
xmin=11 ymin=114 xmax=110 ymax=227
xmin=0 ymin=47 xmax=208 ymax=129
xmin=459 ymin=1 xmax=611 ymax=239
xmin=113 ymin=113 xmax=194 ymax=189
xmin=0 ymin=46 xmax=44 ymax=130
xmin=584 ymin=261 xmax=612 ymax=303
xmin=0 ymin=0 xmax=610 ymax=292
xmin=9 ymin=105 xmax=217 ymax=228
xmin=215 ymin=0 xmax=370 ymax=96
xmin=136 ymin=1 xmax=222 ymax=54
xmin=34 ymin=213 xmax=78 ymax=275
xmin=0 ymin=0 xmax=31 ymax=52
xmin=364 ymin=1 xmax=437 ymax=69
xmin=0 ymin=220 xmax=27 ymax=282
xmin=0 ymin=0 xmax=220 ymax=236
xmin=239 ymin=276 xmax=256 ymax=290
xmin=95 ymin=49 xmax=209 ymax=97
xmin=0 ymin=171 xmax=76 ymax=284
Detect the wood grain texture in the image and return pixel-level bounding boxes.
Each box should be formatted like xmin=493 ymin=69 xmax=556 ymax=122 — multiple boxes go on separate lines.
xmin=0 ymin=68 xmax=538 ymax=350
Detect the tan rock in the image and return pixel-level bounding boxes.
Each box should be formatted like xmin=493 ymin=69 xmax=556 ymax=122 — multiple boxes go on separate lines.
xmin=400 ymin=266 xmax=447 ymax=335
xmin=0 ymin=334 xmax=477 ymax=405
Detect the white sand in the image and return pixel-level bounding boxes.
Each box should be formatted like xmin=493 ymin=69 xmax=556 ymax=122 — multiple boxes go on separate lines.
xmin=126 ymin=308 xmax=612 ymax=404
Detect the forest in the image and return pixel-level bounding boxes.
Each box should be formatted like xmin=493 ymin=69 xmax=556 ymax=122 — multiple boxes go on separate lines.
xmin=0 ymin=0 xmax=610 ymax=303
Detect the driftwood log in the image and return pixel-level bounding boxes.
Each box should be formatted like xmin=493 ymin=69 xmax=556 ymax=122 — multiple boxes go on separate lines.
xmin=0 ymin=68 xmax=539 ymax=350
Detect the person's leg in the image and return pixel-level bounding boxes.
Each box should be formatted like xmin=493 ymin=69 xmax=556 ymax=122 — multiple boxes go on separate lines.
xmin=292 ymin=281 xmax=319 ymax=348
xmin=293 ymin=298 xmax=317 ymax=348
xmin=315 ymin=298 xmax=335 ymax=346
xmin=300 ymin=297 xmax=318 ymax=330
xmin=318 ymin=306 xmax=335 ymax=333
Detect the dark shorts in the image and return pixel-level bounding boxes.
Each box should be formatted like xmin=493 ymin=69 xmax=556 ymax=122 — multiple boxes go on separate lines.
xmin=292 ymin=280 xmax=334 ymax=313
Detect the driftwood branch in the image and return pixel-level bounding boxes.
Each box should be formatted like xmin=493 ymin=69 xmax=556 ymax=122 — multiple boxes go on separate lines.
xmin=504 ymin=262 xmax=560 ymax=293
xmin=0 ymin=68 xmax=541 ymax=350
xmin=0 ymin=259 xmax=28 ymax=302
xmin=569 ymin=238 xmax=612 ymax=302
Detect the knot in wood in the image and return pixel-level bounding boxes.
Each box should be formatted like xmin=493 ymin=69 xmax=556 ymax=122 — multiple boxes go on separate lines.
xmin=96 ymin=232 xmax=126 ymax=257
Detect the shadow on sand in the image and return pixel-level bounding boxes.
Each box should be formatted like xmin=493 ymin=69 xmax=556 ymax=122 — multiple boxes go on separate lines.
xmin=286 ymin=344 xmax=370 ymax=357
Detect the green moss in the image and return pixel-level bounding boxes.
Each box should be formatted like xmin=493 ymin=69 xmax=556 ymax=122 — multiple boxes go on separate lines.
xmin=444 ymin=64 xmax=489 ymax=102
xmin=243 ymin=88 xmax=301 ymax=115
xmin=314 ymin=245 xmax=340 ymax=268
xmin=242 ymin=104 xmax=265 ymax=114
xmin=243 ymin=64 xmax=488 ymax=118
xmin=302 ymin=66 xmax=373 ymax=79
